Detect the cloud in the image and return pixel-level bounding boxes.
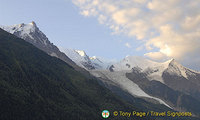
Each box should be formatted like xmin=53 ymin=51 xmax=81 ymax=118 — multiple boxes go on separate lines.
xmin=144 ymin=52 xmax=167 ymax=61
xmin=80 ymin=10 xmax=90 ymax=16
xmin=125 ymin=42 xmax=131 ymax=48
xmin=72 ymin=0 xmax=200 ymax=63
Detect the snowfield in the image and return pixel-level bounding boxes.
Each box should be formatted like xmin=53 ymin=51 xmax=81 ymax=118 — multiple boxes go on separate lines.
xmin=90 ymin=70 xmax=172 ymax=108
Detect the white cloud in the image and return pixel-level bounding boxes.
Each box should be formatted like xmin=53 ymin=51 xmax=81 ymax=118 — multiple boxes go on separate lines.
xmin=144 ymin=52 xmax=167 ymax=61
xmin=72 ymin=0 xmax=200 ymax=65
xmin=181 ymin=15 xmax=200 ymax=30
xmin=80 ymin=10 xmax=90 ymax=16
xmin=98 ymin=14 xmax=107 ymax=24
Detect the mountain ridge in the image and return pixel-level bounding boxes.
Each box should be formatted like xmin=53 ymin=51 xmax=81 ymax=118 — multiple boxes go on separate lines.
xmin=1 ymin=22 xmax=200 ymax=118
xmin=0 ymin=27 xmax=150 ymax=120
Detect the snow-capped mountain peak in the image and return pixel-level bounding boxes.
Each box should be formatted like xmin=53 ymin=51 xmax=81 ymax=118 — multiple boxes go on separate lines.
xmin=108 ymin=56 xmax=199 ymax=83
xmin=0 ymin=21 xmax=38 ymax=38
xmin=108 ymin=56 xmax=184 ymax=83
xmin=111 ymin=56 xmax=163 ymax=71
xmin=60 ymin=49 xmax=114 ymax=70
xmin=0 ymin=22 xmax=74 ymax=62
xmin=60 ymin=49 xmax=97 ymax=70
xmin=166 ymin=58 xmax=188 ymax=79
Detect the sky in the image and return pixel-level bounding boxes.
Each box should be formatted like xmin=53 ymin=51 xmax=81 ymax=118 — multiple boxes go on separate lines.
xmin=0 ymin=0 xmax=200 ymax=70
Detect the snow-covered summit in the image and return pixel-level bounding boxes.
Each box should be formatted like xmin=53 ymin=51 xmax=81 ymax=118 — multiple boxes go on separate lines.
xmin=0 ymin=22 xmax=78 ymax=68
xmin=0 ymin=21 xmax=37 ymax=39
xmin=0 ymin=21 xmax=49 ymax=45
xmin=60 ymin=49 xmax=115 ymax=70
xmin=60 ymin=48 xmax=94 ymax=69
xmin=165 ymin=58 xmax=197 ymax=79
xmin=111 ymin=56 xmax=171 ymax=71
xmin=108 ymin=56 xmax=195 ymax=83
xmin=60 ymin=48 xmax=102 ymax=70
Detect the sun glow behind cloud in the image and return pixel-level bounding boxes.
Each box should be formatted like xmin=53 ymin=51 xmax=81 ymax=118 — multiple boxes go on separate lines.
xmin=72 ymin=0 xmax=200 ymax=62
